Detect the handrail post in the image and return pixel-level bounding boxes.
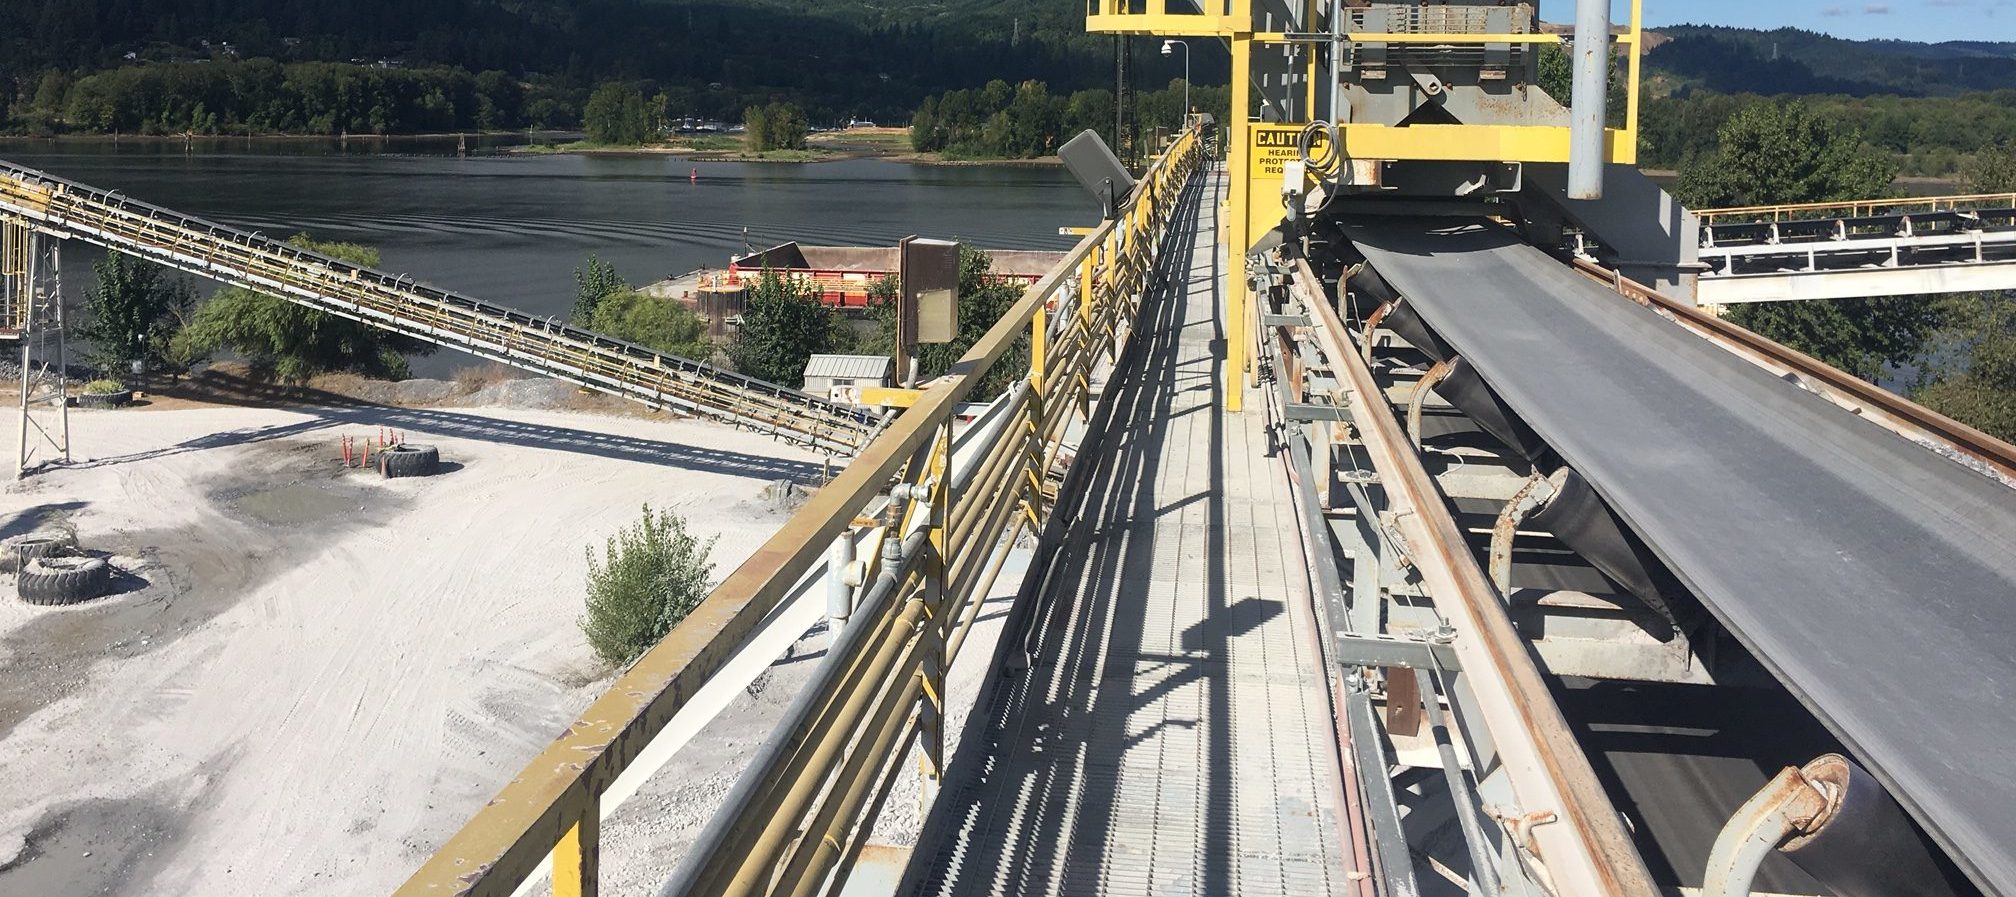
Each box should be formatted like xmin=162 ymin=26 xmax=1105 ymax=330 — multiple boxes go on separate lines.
xmin=553 ymin=805 xmax=599 ymax=897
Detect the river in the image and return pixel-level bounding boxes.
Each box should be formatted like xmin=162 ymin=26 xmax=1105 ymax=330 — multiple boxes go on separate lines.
xmin=0 ymin=136 xmax=1087 ymax=376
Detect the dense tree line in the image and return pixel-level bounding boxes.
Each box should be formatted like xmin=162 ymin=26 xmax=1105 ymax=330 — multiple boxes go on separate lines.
xmin=0 ymin=0 xmax=1199 ymax=134
xmin=911 ymin=78 xmax=1226 ymax=160
xmin=1648 ymin=26 xmax=2016 ymax=98
xmin=1643 ymin=89 xmax=2016 ymax=177
xmin=9 ymin=60 xmax=531 ymax=135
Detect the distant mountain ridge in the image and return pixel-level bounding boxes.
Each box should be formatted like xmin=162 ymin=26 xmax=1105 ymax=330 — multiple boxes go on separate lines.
xmin=1644 ymin=25 xmax=2016 ymax=97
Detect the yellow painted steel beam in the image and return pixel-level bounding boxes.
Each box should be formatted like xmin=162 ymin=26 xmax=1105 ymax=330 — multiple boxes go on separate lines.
xmin=552 ymin=812 xmax=599 ymax=897
xmin=1336 ymin=123 xmax=1637 ymax=165
xmin=1225 ymin=0 xmax=1252 ymax=413
xmin=1085 ymin=14 xmax=1241 ymax=36
xmin=858 ymin=386 xmax=925 ymax=408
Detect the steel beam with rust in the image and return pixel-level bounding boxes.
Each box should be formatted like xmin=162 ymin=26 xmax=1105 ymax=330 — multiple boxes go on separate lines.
xmin=1291 ymin=256 xmax=1660 ymax=897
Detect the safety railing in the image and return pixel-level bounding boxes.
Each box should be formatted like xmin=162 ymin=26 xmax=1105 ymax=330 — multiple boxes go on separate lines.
xmin=388 ymin=124 xmax=1205 ymax=897
xmin=1697 ymin=193 xmax=2016 ymax=225
xmin=0 ymin=160 xmax=871 ymax=454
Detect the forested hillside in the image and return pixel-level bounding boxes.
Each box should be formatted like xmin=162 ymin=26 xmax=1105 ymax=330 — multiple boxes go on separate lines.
xmin=0 ymin=0 xmax=1172 ymax=131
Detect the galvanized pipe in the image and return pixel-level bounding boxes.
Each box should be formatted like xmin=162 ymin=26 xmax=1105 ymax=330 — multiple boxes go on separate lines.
xmin=708 ymin=597 xmax=929 ymax=896
xmin=655 ymin=531 xmax=927 ymax=897
xmin=1414 ymin=666 xmax=1504 ymax=895
xmin=1568 ymin=0 xmax=1612 ymax=200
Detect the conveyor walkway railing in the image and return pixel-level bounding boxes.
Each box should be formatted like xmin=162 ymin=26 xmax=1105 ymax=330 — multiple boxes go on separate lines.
xmin=0 ymin=160 xmax=872 ymax=454
xmin=1694 ymin=192 xmax=2016 ymax=303
xmin=388 ymin=125 xmax=1205 ymax=897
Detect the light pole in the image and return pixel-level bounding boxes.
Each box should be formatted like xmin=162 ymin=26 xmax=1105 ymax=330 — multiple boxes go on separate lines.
xmin=1161 ymin=39 xmax=1190 ymax=128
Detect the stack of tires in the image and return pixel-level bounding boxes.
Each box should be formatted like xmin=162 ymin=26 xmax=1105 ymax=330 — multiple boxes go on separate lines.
xmin=5 ymin=532 xmax=110 ymax=606
xmin=378 ymin=443 xmax=441 ymax=479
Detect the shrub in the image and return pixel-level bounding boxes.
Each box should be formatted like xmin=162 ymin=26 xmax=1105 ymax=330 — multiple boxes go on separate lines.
xmin=81 ymin=379 xmax=125 ymax=395
xmin=174 ymin=234 xmax=432 ymax=383
xmin=587 ymin=288 xmax=710 ymax=359
xmin=580 ymin=504 xmax=717 ymax=666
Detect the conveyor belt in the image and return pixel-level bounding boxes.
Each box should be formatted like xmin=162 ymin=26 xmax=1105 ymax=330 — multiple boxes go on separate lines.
xmin=0 ymin=159 xmax=872 ymax=454
xmin=1346 ymin=219 xmax=2016 ymax=897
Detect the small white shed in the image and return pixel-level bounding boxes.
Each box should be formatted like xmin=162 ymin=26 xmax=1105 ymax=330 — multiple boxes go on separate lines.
xmin=802 ymin=354 xmax=897 ymax=404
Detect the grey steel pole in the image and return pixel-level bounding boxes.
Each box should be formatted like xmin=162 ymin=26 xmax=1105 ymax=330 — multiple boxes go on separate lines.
xmin=51 ymin=241 xmax=66 ymax=461
xmin=15 ymin=235 xmax=32 ymax=479
xmin=1567 ymin=0 xmax=1611 ymax=200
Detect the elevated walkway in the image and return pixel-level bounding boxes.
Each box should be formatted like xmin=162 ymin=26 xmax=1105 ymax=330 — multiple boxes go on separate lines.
xmin=1695 ymin=195 xmax=2016 ymax=303
xmin=903 ymin=173 xmax=1352 ymax=896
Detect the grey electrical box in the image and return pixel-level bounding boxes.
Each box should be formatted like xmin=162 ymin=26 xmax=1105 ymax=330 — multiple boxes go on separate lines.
xmin=902 ymin=237 xmax=960 ymax=345
xmin=1058 ymin=130 xmax=1136 ymax=219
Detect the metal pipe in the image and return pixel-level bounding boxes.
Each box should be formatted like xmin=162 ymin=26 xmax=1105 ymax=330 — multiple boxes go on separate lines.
xmin=826 ymin=533 xmax=856 ymax=623
xmin=1414 ymin=667 xmax=1504 ymax=895
xmin=654 ymin=531 xmax=927 ymax=897
xmin=1568 ymin=0 xmax=1612 ymax=200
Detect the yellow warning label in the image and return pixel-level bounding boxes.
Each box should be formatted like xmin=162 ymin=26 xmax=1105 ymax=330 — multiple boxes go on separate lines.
xmin=1249 ymin=125 xmax=1304 ymax=179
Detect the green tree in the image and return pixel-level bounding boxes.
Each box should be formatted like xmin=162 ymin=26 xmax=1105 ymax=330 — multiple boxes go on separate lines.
xmin=910 ymin=96 xmax=941 ymax=152
xmin=572 ymin=254 xmax=626 ymax=323
xmin=1679 ymin=100 xmax=1937 ymax=381
xmin=1675 ymin=100 xmax=1896 ymax=209
xmin=730 ymin=271 xmax=839 ymax=386
xmin=743 ymin=103 xmax=771 ymax=152
xmin=1962 ymin=141 xmax=2016 ymax=193
xmin=587 ymin=288 xmax=709 ymax=358
xmin=473 ymin=70 xmax=524 ymax=130
xmin=174 ymin=235 xmax=433 ymax=382
xmin=583 ymin=81 xmax=650 ymax=144
xmin=76 ymin=254 xmax=197 ymax=375
xmin=745 ymin=101 xmax=807 ymax=152
xmin=579 ymin=503 xmax=717 ymax=666
xmin=1723 ymin=298 xmax=1944 ymax=382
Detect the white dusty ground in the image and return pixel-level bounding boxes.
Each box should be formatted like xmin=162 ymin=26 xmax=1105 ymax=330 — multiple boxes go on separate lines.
xmin=0 ymin=399 xmax=837 ymax=897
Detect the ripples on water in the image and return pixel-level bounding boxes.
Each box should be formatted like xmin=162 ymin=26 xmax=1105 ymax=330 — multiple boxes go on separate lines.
xmin=0 ymin=137 xmax=1089 ymax=375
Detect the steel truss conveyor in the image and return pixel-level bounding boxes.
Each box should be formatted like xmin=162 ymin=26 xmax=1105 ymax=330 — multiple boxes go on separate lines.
xmin=0 ymin=159 xmax=871 ymax=454
xmin=1344 ymin=218 xmax=2016 ymax=897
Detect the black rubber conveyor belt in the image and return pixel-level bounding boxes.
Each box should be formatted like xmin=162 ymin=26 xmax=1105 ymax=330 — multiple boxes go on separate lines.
xmin=1345 ymin=219 xmax=2016 ymax=897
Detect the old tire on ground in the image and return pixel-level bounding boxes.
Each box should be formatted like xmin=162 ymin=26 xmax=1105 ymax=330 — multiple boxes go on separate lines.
xmin=18 ymin=556 xmax=110 ymax=606
xmin=77 ymin=390 xmax=134 ymax=409
xmin=4 ymin=532 xmax=72 ymax=571
xmin=378 ymin=443 xmax=441 ymax=479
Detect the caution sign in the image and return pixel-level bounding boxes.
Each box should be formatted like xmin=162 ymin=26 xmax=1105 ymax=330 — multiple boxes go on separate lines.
xmin=1250 ymin=125 xmax=1303 ymax=179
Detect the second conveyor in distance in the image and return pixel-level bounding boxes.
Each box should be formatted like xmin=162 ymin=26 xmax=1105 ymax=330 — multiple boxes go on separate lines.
xmin=1345 ymin=218 xmax=2016 ymax=897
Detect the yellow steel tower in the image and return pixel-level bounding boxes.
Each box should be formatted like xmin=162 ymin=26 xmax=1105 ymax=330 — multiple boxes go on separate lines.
xmin=1086 ymin=0 xmax=1649 ymax=410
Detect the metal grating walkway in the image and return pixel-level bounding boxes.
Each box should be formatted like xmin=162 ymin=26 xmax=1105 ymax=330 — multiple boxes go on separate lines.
xmin=904 ymin=171 xmax=1350 ymax=897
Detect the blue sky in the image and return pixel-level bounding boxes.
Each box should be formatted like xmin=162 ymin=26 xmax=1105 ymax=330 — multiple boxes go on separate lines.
xmin=1536 ymin=0 xmax=2016 ymax=43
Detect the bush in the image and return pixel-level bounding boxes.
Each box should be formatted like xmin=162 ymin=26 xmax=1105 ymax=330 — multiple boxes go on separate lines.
xmin=173 ymin=234 xmax=433 ymax=383
xmin=587 ymin=288 xmax=710 ymax=359
xmin=580 ymin=504 xmax=717 ymax=666
xmin=81 ymin=379 xmax=125 ymax=395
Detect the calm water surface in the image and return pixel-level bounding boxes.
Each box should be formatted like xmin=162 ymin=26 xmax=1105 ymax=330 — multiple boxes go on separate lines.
xmin=0 ymin=137 xmax=1087 ymax=375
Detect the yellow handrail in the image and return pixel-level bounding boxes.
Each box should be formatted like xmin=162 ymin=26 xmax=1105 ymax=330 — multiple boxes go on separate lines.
xmin=390 ymin=125 xmax=1207 ymax=897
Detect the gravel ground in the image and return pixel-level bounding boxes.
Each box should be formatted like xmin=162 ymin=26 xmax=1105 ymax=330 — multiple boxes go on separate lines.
xmin=0 ymin=399 xmax=840 ymax=896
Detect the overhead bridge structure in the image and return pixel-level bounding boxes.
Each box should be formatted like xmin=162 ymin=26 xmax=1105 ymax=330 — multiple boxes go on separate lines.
xmin=0 ymin=160 xmax=872 ymax=455
xmin=1694 ymin=194 xmax=2016 ymax=304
